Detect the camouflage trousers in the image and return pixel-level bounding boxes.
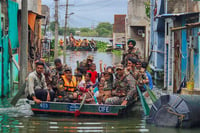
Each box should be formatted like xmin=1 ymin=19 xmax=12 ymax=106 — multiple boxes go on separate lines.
xmin=56 ymin=91 xmax=78 ymax=102
xmin=105 ymin=97 xmax=125 ymax=105
xmin=105 ymin=89 xmax=137 ymax=105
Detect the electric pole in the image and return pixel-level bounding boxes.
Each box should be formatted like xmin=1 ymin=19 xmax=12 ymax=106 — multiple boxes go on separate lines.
xmin=63 ymin=0 xmax=68 ymax=64
xmin=54 ymin=0 xmax=59 ymax=60
xmin=20 ymin=0 xmax=28 ymax=89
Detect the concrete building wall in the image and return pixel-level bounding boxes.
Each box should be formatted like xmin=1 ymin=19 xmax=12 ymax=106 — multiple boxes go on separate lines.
xmin=167 ymin=0 xmax=200 ymax=13
xmin=16 ymin=0 xmax=41 ymax=14
xmin=113 ymin=33 xmax=125 ymax=48
xmin=41 ymin=5 xmax=50 ymax=25
xmin=128 ymin=0 xmax=149 ymax=26
xmin=127 ymin=0 xmax=150 ymax=61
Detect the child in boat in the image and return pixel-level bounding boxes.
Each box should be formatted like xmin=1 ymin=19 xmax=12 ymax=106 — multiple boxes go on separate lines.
xmin=87 ymin=63 xmax=98 ymax=84
xmin=78 ymin=72 xmax=95 ymax=103
xmin=94 ymin=83 xmax=111 ymax=104
xmin=103 ymin=71 xmax=113 ymax=99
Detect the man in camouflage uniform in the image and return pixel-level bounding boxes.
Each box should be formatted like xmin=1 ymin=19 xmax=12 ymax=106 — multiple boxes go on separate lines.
xmin=121 ymin=39 xmax=141 ymax=66
xmin=50 ymin=58 xmax=68 ymax=92
xmin=79 ymin=55 xmax=94 ymax=74
xmin=105 ymin=64 xmax=137 ymax=105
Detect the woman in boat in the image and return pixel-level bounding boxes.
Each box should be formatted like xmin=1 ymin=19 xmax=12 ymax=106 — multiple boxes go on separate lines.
xmin=102 ymin=71 xmax=113 ymax=100
xmin=94 ymin=83 xmax=110 ymax=104
xmin=84 ymin=72 xmax=95 ymax=103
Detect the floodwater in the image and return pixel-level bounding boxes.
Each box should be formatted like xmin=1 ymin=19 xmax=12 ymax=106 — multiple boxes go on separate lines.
xmin=1 ymin=50 xmax=200 ymax=132
xmin=62 ymin=50 xmax=121 ymax=73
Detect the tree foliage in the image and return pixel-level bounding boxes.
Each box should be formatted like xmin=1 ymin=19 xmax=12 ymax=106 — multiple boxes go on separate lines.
xmin=144 ymin=0 xmax=150 ymax=19
xmin=96 ymin=22 xmax=112 ymax=37
xmin=48 ymin=21 xmax=113 ymax=37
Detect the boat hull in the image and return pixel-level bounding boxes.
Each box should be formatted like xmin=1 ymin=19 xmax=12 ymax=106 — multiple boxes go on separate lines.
xmin=29 ymin=101 xmax=129 ymax=116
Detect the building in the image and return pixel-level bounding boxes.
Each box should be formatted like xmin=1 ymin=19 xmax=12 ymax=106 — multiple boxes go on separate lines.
xmin=126 ymin=0 xmax=150 ymax=61
xmin=16 ymin=0 xmax=44 ymax=72
xmin=113 ymin=14 xmax=126 ymax=49
xmin=0 ymin=0 xmax=19 ymax=96
xmin=151 ymin=0 xmax=200 ymax=93
xmin=41 ymin=5 xmax=50 ymax=36
xmin=0 ymin=0 xmax=44 ymax=97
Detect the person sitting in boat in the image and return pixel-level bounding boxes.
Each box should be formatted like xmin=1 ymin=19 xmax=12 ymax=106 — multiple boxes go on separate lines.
xmin=25 ymin=61 xmax=55 ymax=104
xmin=105 ymin=64 xmax=137 ymax=106
xmin=107 ymin=66 xmax=115 ymax=82
xmin=136 ymin=62 xmax=149 ymax=93
xmin=87 ymin=63 xmax=98 ymax=84
xmin=84 ymin=72 xmax=95 ymax=104
xmin=58 ymin=67 xmax=78 ymax=102
xmin=141 ymin=62 xmax=153 ymax=90
xmin=135 ymin=59 xmax=142 ymax=70
xmin=94 ymin=83 xmax=110 ymax=104
xmin=121 ymin=39 xmax=141 ymax=66
xmin=50 ymin=58 xmax=68 ymax=92
xmin=80 ymin=55 xmax=94 ymax=72
xmin=35 ymin=58 xmax=51 ymax=89
xmin=69 ymin=33 xmax=75 ymax=47
xmin=102 ymin=71 xmax=113 ymax=100
xmin=90 ymin=39 xmax=96 ymax=48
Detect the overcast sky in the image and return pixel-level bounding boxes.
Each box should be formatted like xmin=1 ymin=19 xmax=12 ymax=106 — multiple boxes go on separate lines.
xmin=42 ymin=0 xmax=128 ymax=28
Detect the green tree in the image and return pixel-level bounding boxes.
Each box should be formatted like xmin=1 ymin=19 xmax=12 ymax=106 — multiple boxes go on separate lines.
xmin=68 ymin=28 xmax=76 ymax=35
xmin=49 ymin=21 xmax=60 ymax=32
xmin=96 ymin=22 xmax=112 ymax=37
xmin=58 ymin=27 xmax=64 ymax=35
xmin=80 ymin=28 xmax=90 ymax=33
xmin=49 ymin=21 xmax=56 ymax=32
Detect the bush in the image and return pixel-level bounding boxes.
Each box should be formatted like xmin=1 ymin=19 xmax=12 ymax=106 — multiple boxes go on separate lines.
xmin=96 ymin=41 xmax=108 ymax=52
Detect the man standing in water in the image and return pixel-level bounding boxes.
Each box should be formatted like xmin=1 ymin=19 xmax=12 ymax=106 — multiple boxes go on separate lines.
xmin=121 ymin=39 xmax=141 ymax=66
xmin=25 ymin=61 xmax=55 ymax=104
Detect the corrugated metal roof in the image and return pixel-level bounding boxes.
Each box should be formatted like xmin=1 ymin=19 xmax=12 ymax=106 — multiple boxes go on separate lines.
xmin=156 ymin=12 xmax=200 ymax=18
xmin=113 ymin=15 xmax=126 ymax=33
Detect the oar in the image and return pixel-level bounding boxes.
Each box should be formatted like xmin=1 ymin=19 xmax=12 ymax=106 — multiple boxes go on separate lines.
xmin=75 ymin=94 xmax=87 ymax=117
xmin=145 ymin=85 xmax=158 ymax=103
xmin=136 ymin=86 xmax=150 ymax=116
xmin=10 ymin=83 xmax=26 ymax=106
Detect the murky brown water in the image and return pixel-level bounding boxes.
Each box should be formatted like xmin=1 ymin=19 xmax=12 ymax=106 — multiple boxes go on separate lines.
xmin=1 ymin=51 xmax=200 ymax=132
xmin=60 ymin=50 xmax=121 ymax=73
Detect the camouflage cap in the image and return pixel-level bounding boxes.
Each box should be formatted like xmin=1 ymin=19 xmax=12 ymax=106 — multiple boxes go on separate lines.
xmin=64 ymin=66 xmax=72 ymax=72
xmin=115 ymin=63 xmax=124 ymax=70
xmin=87 ymin=55 xmax=94 ymax=61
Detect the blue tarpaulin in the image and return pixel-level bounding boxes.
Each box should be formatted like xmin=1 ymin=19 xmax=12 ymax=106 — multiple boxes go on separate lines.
xmin=8 ymin=0 xmax=19 ymax=49
xmin=2 ymin=36 xmax=9 ymax=96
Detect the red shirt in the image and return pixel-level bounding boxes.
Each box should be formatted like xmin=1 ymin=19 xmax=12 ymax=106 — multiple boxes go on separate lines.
xmin=87 ymin=70 xmax=98 ymax=84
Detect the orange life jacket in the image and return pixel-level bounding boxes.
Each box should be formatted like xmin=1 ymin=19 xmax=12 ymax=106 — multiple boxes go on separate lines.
xmin=61 ymin=75 xmax=77 ymax=92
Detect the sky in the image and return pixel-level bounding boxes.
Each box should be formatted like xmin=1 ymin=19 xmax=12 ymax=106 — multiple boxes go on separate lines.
xmin=42 ymin=0 xmax=128 ymax=28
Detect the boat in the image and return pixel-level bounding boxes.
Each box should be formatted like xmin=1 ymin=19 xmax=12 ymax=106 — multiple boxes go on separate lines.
xmin=28 ymin=100 xmax=136 ymax=116
xmin=66 ymin=46 xmax=97 ymax=51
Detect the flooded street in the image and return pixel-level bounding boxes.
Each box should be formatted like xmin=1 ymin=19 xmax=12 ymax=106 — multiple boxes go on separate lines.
xmin=60 ymin=50 xmax=121 ymax=73
xmin=0 ymin=51 xmax=200 ymax=132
